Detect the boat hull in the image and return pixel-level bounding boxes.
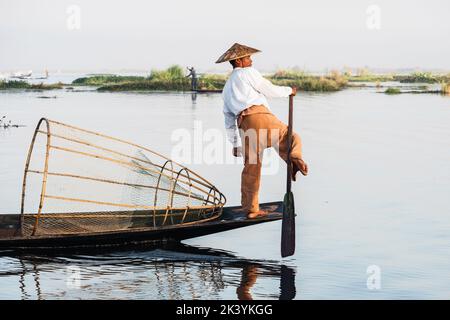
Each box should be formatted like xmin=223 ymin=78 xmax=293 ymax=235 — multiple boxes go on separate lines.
xmin=0 ymin=202 xmax=282 ymax=250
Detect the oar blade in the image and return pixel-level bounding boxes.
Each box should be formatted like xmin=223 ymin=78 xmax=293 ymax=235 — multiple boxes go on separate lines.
xmin=281 ymin=191 xmax=296 ymax=257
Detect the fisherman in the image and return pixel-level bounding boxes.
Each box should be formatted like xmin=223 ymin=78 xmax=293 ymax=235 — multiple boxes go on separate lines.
xmin=186 ymin=66 xmax=198 ymax=91
xmin=216 ymin=43 xmax=308 ymax=219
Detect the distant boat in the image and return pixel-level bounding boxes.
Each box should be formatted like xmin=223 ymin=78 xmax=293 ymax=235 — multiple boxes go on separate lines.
xmin=35 ymin=69 xmax=49 ymax=80
xmin=12 ymin=70 xmax=32 ymax=79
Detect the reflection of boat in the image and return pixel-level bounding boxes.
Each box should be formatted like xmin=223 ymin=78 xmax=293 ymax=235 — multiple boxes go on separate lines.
xmin=0 ymin=118 xmax=282 ymax=250
xmin=1 ymin=243 xmax=296 ymax=300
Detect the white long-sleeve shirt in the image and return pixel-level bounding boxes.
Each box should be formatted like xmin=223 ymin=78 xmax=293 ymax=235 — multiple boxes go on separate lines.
xmin=222 ymin=67 xmax=293 ymax=147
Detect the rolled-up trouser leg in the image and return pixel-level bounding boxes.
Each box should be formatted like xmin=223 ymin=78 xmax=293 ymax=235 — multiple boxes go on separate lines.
xmin=241 ymin=160 xmax=262 ymax=213
xmin=277 ymin=131 xmax=304 ymax=181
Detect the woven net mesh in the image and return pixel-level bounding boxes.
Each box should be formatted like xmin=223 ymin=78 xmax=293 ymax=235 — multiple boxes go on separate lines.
xmin=21 ymin=119 xmax=225 ymax=236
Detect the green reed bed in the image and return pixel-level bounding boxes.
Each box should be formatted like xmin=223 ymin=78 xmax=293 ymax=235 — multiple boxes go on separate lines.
xmin=0 ymin=80 xmax=64 ymax=90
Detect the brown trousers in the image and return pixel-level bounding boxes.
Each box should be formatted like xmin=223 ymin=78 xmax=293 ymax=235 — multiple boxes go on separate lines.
xmin=237 ymin=105 xmax=303 ymax=213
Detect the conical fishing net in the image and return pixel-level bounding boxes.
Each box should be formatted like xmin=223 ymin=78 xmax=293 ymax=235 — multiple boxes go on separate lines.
xmin=21 ymin=119 xmax=226 ymax=236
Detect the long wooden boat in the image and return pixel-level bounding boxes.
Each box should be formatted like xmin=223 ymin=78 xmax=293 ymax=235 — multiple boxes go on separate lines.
xmin=0 ymin=118 xmax=283 ymax=251
xmin=0 ymin=202 xmax=282 ymax=250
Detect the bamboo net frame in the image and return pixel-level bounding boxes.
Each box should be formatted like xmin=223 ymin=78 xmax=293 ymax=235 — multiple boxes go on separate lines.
xmin=20 ymin=118 xmax=226 ymax=236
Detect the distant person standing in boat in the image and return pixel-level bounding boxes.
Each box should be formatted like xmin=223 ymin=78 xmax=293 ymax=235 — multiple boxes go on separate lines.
xmin=186 ymin=66 xmax=198 ymax=91
xmin=216 ymin=43 xmax=308 ymax=219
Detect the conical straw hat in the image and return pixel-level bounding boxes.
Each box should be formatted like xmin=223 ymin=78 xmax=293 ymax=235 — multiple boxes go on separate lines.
xmin=215 ymin=43 xmax=261 ymax=64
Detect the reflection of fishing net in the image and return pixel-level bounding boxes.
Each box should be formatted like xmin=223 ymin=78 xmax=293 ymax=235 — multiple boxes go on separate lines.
xmin=21 ymin=118 xmax=226 ymax=236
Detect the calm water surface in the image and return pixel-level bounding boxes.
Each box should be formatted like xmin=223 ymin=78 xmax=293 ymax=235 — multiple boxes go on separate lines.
xmin=0 ymin=82 xmax=449 ymax=299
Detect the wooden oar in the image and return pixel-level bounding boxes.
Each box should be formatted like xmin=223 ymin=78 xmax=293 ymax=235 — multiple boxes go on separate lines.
xmin=281 ymin=94 xmax=296 ymax=257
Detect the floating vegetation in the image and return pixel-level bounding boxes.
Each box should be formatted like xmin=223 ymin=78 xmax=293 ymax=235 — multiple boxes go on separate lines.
xmin=0 ymin=80 xmax=30 ymax=89
xmin=270 ymin=69 xmax=308 ymax=80
xmin=0 ymin=80 xmax=63 ymax=90
xmin=348 ymin=74 xmax=395 ymax=82
xmin=268 ymin=69 xmax=348 ymax=91
xmin=149 ymin=65 xmax=185 ymax=81
xmin=69 ymin=66 xmax=344 ymax=92
xmin=441 ymin=82 xmax=450 ymax=95
xmin=77 ymin=66 xmax=191 ymax=92
xmin=271 ymin=78 xmax=341 ymax=91
xmin=197 ymin=74 xmax=227 ymax=90
xmin=98 ymin=79 xmax=191 ymax=92
xmin=385 ymin=87 xmax=401 ymax=94
xmin=70 ymin=68 xmax=450 ymax=93
xmin=395 ymin=72 xmax=437 ymax=83
xmin=30 ymin=82 xmax=64 ymax=90
xmin=383 ymin=87 xmax=442 ymax=95
xmin=72 ymin=75 xmax=146 ymax=86
xmin=347 ymin=71 xmax=450 ymax=84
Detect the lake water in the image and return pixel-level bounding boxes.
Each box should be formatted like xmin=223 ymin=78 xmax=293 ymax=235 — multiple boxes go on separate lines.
xmin=0 ymin=80 xmax=449 ymax=299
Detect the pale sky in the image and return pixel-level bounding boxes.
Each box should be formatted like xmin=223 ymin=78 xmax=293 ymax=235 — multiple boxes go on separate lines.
xmin=1 ymin=0 xmax=449 ymax=73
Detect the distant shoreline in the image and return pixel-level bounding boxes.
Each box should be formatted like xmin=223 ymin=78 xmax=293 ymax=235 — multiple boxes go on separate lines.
xmin=1 ymin=66 xmax=449 ymax=95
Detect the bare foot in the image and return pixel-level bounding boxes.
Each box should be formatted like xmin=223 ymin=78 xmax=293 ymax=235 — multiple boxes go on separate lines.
xmin=247 ymin=210 xmax=268 ymax=219
xmin=298 ymin=159 xmax=308 ymax=176
xmin=292 ymin=159 xmax=308 ymax=181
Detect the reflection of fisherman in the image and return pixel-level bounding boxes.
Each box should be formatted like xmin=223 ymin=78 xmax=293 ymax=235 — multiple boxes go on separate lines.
xmin=186 ymin=66 xmax=198 ymax=91
xmin=236 ymin=263 xmax=296 ymax=300
xmin=236 ymin=264 xmax=259 ymax=300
